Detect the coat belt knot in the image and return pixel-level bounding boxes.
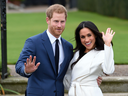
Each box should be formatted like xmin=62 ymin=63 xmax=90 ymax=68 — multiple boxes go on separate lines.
xmin=68 ymin=82 xmax=84 ymax=96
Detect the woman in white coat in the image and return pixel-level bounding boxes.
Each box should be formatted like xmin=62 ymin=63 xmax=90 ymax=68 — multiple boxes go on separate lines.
xmin=64 ymin=21 xmax=115 ymax=96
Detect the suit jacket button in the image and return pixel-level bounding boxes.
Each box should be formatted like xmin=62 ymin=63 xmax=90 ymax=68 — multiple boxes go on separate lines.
xmin=54 ymin=90 xmax=56 ymax=93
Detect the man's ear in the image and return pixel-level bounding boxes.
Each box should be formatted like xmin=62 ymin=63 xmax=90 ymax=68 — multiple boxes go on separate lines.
xmin=46 ymin=17 xmax=50 ymax=24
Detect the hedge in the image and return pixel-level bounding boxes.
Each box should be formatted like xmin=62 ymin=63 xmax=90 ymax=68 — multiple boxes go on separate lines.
xmin=77 ymin=0 xmax=128 ymax=19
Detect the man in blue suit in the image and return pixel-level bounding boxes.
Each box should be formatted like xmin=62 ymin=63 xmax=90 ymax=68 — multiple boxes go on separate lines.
xmin=15 ymin=4 xmax=73 ymax=96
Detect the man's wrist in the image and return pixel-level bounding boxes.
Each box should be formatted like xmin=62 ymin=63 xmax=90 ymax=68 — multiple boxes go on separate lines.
xmin=24 ymin=69 xmax=31 ymax=75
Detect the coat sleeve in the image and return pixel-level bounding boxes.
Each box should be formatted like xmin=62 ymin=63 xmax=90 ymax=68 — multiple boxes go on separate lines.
xmin=15 ymin=38 xmax=35 ymax=78
xmin=63 ymin=64 xmax=72 ymax=90
xmin=102 ymin=44 xmax=115 ymax=75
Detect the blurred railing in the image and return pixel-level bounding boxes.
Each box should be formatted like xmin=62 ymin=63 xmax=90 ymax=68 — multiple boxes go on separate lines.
xmin=1 ymin=0 xmax=8 ymax=79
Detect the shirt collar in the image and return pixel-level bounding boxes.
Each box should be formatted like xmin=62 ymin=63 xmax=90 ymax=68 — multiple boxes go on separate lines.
xmin=46 ymin=29 xmax=62 ymax=44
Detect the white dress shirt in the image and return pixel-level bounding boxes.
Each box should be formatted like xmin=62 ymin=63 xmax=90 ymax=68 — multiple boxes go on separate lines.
xmin=47 ymin=29 xmax=64 ymax=73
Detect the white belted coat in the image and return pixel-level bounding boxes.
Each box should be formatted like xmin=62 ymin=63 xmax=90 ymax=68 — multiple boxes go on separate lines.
xmin=63 ymin=45 xmax=115 ymax=96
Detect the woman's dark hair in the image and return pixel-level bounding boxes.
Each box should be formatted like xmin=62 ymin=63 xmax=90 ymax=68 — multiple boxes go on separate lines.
xmin=71 ymin=21 xmax=112 ymax=69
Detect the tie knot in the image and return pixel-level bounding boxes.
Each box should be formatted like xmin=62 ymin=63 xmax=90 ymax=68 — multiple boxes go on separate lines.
xmin=56 ymin=39 xmax=59 ymax=44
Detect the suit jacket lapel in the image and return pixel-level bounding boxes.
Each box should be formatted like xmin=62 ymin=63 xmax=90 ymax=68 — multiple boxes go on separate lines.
xmin=41 ymin=31 xmax=56 ymax=74
xmin=58 ymin=38 xmax=68 ymax=77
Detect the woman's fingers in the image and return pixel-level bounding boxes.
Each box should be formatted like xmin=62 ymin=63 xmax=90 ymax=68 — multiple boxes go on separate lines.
xmin=110 ymin=30 xmax=113 ymax=34
xmin=106 ymin=28 xmax=111 ymax=33
xmin=102 ymin=32 xmax=104 ymax=37
xmin=112 ymin=31 xmax=115 ymax=36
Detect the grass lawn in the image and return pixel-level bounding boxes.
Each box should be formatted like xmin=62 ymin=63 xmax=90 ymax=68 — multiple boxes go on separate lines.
xmin=0 ymin=11 xmax=128 ymax=64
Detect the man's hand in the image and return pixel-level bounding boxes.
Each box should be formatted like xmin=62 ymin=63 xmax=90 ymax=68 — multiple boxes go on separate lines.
xmin=24 ymin=55 xmax=40 ymax=74
xmin=97 ymin=76 xmax=102 ymax=86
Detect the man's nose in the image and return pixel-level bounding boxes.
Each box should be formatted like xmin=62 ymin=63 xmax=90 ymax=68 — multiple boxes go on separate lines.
xmin=57 ymin=22 xmax=62 ymax=27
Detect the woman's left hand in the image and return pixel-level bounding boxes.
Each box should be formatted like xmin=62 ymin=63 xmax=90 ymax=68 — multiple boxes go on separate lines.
xmin=102 ymin=28 xmax=115 ymax=46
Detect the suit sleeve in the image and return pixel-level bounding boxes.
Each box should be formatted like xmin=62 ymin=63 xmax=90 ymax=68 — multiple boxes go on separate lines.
xmin=102 ymin=44 xmax=115 ymax=75
xmin=15 ymin=38 xmax=35 ymax=78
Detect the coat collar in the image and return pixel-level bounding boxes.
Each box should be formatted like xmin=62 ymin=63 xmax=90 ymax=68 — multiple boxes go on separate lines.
xmin=72 ymin=50 xmax=99 ymax=81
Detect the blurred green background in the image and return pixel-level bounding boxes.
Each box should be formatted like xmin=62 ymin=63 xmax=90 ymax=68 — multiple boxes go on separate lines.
xmin=0 ymin=11 xmax=128 ymax=64
xmin=0 ymin=0 xmax=128 ymax=66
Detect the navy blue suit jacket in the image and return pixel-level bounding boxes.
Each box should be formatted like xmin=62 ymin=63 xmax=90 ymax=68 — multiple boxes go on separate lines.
xmin=15 ymin=31 xmax=73 ymax=96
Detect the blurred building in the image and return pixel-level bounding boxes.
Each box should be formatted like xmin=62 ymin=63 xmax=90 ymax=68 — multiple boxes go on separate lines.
xmin=22 ymin=0 xmax=48 ymax=6
xmin=8 ymin=0 xmax=77 ymax=9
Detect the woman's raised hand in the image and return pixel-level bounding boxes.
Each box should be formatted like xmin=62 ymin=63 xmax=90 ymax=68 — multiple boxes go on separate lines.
xmin=102 ymin=28 xmax=115 ymax=46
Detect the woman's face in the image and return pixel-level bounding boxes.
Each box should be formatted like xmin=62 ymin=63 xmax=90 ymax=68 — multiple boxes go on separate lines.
xmin=79 ymin=28 xmax=96 ymax=53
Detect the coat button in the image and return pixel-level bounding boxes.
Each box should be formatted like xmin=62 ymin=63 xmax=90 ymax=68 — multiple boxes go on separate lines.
xmin=54 ymin=90 xmax=56 ymax=93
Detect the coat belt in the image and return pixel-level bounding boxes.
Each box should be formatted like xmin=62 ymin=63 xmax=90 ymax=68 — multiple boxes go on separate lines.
xmin=68 ymin=82 xmax=84 ymax=96
xmin=68 ymin=80 xmax=98 ymax=96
